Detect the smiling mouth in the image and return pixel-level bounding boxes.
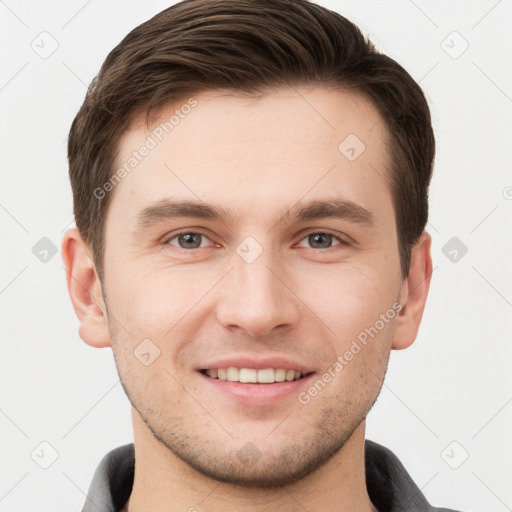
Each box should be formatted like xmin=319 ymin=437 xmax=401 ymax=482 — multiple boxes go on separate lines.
xmin=199 ymin=367 xmax=315 ymax=383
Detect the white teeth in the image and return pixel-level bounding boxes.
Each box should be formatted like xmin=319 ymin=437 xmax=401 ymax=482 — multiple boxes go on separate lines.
xmin=239 ymin=368 xmax=257 ymax=383
xmin=226 ymin=367 xmax=239 ymax=381
xmin=204 ymin=367 xmax=306 ymax=383
xmin=257 ymin=368 xmax=275 ymax=383
xmin=274 ymin=369 xmax=286 ymax=382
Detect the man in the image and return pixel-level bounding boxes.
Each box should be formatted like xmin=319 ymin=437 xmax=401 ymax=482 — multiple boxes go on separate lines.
xmin=61 ymin=0 xmax=461 ymax=511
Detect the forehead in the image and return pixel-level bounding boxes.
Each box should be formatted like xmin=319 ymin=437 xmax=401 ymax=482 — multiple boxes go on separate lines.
xmin=109 ymin=87 xmax=392 ymax=229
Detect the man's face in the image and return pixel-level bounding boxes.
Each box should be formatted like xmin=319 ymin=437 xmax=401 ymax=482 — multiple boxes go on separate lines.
xmin=102 ymin=87 xmax=404 ymax=486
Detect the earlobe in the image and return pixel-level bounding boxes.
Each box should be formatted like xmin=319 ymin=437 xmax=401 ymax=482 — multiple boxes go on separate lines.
xmin=391 ymin=231 xmax=433 ymax=350
xmin=61 ymin=228 xmax=111 ymax=348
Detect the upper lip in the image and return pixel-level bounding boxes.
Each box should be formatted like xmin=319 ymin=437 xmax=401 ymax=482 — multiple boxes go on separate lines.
xmin=196 ymin=356 xmax=315 ymax=373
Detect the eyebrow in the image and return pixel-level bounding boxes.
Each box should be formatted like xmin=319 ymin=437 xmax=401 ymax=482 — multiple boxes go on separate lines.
xmin=134 ymin=197 xmax=374 ymax=232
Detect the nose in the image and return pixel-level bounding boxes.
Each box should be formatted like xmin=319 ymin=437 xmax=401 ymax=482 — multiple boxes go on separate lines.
xmin=215 ymin=247 xmax=301 ymax=338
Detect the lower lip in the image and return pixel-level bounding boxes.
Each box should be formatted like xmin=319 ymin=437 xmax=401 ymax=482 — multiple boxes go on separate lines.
xmin=197 ymin=371 xmax=316 ymax=406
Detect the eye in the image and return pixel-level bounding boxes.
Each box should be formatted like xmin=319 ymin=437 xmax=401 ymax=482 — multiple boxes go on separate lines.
xmin=163 ymin=230 xmax=348 ymax=251
xmin=166 ymin=231 xmax=213 ymax=249
xmin=297 ymin=232 xmax=346 ymax=249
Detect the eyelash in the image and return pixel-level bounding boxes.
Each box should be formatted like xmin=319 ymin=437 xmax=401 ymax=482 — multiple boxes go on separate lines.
xmin=163 ymin=230 xmax=349 ymax=250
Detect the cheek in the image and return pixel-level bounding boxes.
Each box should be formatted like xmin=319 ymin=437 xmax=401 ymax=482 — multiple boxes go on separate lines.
xmin=106 ymin=262 xmax=211 ymax=336
xmin=105 ymin=262 xmax=228 ymax=381
xmin=105 ymin=267 xmax=195 ymax=403
xmin=296 ymin=263 xmax=398 ymax=350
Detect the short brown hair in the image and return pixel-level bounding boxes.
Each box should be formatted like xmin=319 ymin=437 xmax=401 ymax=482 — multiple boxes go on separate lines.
xmin=68 ymin=0 xmax=435 ymax=281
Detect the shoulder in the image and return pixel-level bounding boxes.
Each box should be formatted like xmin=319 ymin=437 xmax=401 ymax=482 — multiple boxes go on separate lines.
xmin=364 ymin=439 xmax=465 ymax=512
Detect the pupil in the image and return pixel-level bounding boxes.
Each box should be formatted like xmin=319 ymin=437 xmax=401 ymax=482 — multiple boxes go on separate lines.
xmin=179 ymin=233 xmax=201 ymax=248
xmin=309 ymin=233 xmax=332 ymax=248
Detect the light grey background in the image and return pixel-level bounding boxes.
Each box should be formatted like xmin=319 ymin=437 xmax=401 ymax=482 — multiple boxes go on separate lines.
xmin=1 ymin=1 xmax=511 ymax=511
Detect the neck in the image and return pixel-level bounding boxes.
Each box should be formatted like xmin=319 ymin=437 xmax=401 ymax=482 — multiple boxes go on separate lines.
xmin=122 ymin=409 xmax=377 ymax=512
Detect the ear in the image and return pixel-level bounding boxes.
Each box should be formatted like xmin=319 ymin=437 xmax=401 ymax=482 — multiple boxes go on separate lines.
xmin=392 ymin=231 xmax=433 ymax=350
xmin=61 ymin=228 xmax=111 ymax=348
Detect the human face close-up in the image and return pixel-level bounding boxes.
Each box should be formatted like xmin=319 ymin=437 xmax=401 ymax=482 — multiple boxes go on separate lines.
xmin=89 ymin=86 xmax=427 ymax=488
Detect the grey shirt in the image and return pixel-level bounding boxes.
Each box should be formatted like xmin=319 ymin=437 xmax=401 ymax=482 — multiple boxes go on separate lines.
xmin=81 ymin=440 xmax=462 ymax=512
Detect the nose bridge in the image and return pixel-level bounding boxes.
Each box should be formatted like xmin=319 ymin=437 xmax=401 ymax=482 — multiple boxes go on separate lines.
xmin=216 ymin=238 xmax=299 ymax=337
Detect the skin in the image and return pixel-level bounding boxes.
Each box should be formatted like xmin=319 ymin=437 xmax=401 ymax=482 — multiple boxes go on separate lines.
xmin=62 ymin=86 xmax=432 ymax=512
